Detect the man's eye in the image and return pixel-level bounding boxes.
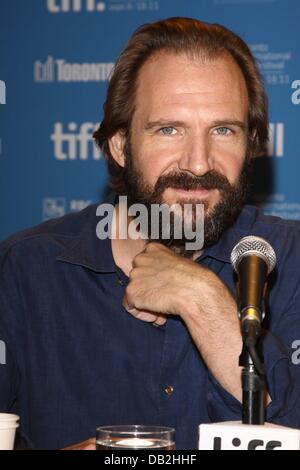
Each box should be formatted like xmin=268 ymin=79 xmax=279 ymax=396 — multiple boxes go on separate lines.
xmin=159 ymin=127 xmax=177 ymax=136
xmin=214 ymin=127 xmax=232 ymax=136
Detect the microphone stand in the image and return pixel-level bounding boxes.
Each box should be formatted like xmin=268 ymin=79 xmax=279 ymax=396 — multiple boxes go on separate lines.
xmin=239 ymin=311 xmax=266 ymax=425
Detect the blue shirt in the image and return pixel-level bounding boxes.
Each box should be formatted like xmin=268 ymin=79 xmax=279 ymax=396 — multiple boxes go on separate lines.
xmin=1 ymin=195 xmax=300 ymax=449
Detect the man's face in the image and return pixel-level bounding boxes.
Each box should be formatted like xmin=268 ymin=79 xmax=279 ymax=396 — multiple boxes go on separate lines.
xmin=109 ymin=51 xmax=251 ymax=252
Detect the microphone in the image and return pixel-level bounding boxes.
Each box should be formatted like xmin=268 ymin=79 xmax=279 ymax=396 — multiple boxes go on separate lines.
xmin=230 ymin=236 xmax=276 ymax=341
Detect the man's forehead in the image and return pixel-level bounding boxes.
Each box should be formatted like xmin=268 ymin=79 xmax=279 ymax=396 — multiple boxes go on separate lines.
xmin=137 ymin=50 xmax=245 ymax=84
xmin=134 ymin=51 xmax=248 ymax=121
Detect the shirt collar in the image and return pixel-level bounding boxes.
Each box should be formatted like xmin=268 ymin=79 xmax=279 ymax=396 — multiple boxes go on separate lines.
xmin=56 ymin=192 xmax=117 ymax=273
xmin=198 ymin=204 xmax=259 ymax=264
xmin=56 ymin=193 xmax=259 ymax=271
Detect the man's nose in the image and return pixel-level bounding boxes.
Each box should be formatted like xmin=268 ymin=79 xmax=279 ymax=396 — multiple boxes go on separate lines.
xmin=177 ymin=134 xmax=213 ymax=176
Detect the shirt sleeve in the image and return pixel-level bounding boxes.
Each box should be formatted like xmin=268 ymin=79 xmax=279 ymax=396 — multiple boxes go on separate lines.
xmin=0 ymin=246 xmax=21 ymax=412
xmin=206 ymin=321 xmax=300 ymax=427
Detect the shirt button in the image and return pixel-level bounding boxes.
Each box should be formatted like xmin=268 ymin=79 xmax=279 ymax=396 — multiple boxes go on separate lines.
xmin=117 ymin=278 xmax=125 ymax=286
xmin=164 ymin=386 xmax=174 ymax=396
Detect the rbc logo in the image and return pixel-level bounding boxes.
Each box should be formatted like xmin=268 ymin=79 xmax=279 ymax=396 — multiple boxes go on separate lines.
xmin=0 ymin=80 xmax=6 ymax=105
xmin=43 ymin=198 xmax=67 ymax=220
xmin=213 ymin=437 xmax=282 ymax=450
xmin=47 ymin=0 xmax=106 ymax=12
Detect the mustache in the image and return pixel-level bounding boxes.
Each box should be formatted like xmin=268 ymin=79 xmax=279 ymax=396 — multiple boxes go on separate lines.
xmin=153 ymin=170 xmax=232 ymax=195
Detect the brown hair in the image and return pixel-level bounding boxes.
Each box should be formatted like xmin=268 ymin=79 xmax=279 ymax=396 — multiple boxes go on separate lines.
xmin=93 ymin=17 xmax=268 ymax=194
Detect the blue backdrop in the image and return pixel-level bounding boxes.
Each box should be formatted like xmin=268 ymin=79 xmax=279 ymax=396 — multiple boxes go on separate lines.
xmin=0 ymin=0 xmax=299 ymax=240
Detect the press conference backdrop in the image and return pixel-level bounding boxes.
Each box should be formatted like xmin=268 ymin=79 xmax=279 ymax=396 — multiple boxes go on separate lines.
xmin=0 ymin=0 xmax=299 ymax=240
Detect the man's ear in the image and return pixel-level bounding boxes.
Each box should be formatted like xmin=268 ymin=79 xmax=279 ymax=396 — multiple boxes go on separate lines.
xmin=108 ymin=131 xmax=126 ymax=168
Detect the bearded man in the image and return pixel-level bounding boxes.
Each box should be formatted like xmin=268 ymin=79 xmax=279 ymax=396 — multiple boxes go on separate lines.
xmin=1 ymin=18 xmax=300 ymax=450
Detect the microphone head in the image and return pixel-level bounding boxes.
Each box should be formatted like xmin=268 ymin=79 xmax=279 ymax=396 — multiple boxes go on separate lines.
xmin=230 ymin=236 xmax=276 ymax=275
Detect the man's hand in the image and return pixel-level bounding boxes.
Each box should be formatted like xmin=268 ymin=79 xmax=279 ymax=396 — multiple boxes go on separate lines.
xmin=62 ymin=438 xmax=96 ymax=450
xmin=123 ymin=242 xmax=244 ymax=402
xmin=123 ymin=242 xmax=205 ymax=326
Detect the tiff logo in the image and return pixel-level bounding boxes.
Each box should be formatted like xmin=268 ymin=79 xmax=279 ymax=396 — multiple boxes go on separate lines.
xmin=47 ymin=0 xmax=106 ymax=12
xmin=268 ymin=123 xmax=284 ymax=158
xmin=51 ymin=122 xmax=102 ymax=160
xmin=291 ymin=80 xmax=300 ymax=105
xmin=0 ymin=340 xmax=6 ymax=365
xmin=213 ymin=437 xmax=281 ymax=450
xmin=34 ymin=56 xmax=113 ymax=83
xmin=0 ymin=80 xmax=6 ymax=104
xmin=35 ymin=56 xmax=55 ymax=82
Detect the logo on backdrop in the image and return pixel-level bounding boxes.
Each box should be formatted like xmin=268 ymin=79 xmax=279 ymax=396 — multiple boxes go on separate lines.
xmin=0 ymin=80 xmax=6 ymax=105
xmin=214 ymin=0 xmax=277 ymax=4
xmin=51 ymin=122 xmax=102 ymax=160
xmin=42 ymin=198 xmax=92 ymax=220
xmin=50 ymin=121 xmax=283 ymax=161
xmin=267 ymin=123 xmax=284 ymax=158
xmin=0 ymin=80 xmax=6 ymax=157
xmin=34 ymin=56 xmax=114 ymax=83
xmin=253 ymin=193 xmax=300 ymax=221
xmin=47 ymin=0 xmax=106 ymax=12
xmin=43 ymin=198 xmax=67 ymax=219
xmin=251 ymin=43 xmax=291 ymax=86
xmin=46 ymin=0 xmax=160 ymax=13
xmin=291 ymin=80 xmax=300 ymax=105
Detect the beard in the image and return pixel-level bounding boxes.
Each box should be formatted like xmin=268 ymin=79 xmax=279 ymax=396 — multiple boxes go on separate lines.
xmin=120 ymin=139 xmax=252 ymax=257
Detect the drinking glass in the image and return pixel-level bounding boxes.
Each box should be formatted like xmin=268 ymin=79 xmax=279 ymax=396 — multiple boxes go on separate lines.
xmin=96 ymin=425 xmax=175 ymax=450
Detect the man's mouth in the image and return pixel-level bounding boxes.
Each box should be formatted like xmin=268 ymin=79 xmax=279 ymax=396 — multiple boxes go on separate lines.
xmin=172 ymin=187 xmax=214 ymax=198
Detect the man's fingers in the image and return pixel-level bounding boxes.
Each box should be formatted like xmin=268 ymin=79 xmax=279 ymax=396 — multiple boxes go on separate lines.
xmin=61 ymin=438 xmax=96 ymax=450
xmin=82 ymin=444 xmax=96 ymax=451
xmin=153 ymin=315 xmax=167 ymax=326
xmin=123 ymin=301 xmax=167 ymax=325
xmin=135 ymin=310 xmax=158 ymax=322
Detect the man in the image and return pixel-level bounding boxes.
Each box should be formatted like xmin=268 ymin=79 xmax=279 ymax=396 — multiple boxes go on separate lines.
xmin=1 ymin=17 xmax=300 ymax=450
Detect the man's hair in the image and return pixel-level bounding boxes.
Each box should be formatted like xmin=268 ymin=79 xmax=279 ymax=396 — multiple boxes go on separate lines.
xmin=94 ymin=17 xmax=268 ymax=194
